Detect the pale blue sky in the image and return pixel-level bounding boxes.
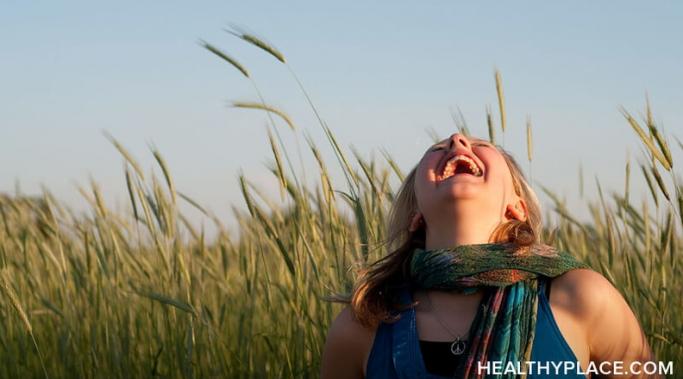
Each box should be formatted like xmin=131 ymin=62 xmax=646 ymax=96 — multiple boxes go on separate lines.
xmin=2 ymin=1 xmax=681 ymax=235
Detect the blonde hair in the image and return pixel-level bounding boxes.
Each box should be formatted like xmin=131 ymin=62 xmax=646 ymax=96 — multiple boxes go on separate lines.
xmin=330 ymin=140 xmax=543 ymax=328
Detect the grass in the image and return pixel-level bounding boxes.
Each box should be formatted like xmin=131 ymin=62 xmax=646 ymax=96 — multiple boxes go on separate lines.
xmin=0 ymin=31 xmax=681 ymax=378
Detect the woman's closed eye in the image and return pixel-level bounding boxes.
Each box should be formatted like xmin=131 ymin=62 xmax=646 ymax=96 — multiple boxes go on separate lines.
xmin=429 ymin=141 xmax=491 ymax=153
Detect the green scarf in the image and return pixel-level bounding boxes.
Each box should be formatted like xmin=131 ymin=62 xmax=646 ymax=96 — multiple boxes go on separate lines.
xmin=409 ymin=242 xmax=591 ymax=379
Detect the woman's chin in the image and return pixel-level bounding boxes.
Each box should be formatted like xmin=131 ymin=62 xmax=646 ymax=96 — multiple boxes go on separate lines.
xmin=438 ymin=184 xmax=483 ymax=200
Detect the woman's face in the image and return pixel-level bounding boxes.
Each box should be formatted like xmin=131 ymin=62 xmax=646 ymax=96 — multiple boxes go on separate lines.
xmin=413 ymin=133 xmax=525 ymax=227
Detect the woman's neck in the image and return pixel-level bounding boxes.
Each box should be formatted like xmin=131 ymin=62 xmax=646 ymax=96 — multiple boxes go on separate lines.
xmin=424 ymin=216 xmax=499 ymax=250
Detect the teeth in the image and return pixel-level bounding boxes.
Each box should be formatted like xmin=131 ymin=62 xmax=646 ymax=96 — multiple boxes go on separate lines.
xmin=440 ymin=155 xmax=482 ymax=180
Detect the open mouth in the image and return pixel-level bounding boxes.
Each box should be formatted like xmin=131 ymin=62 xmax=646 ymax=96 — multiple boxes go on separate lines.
xmin=436 ymin=154 xmax=483 ymax=182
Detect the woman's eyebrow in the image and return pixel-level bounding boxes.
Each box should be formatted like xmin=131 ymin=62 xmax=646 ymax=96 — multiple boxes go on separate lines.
xmin=429 ymin=139 xmax=491 ymax=150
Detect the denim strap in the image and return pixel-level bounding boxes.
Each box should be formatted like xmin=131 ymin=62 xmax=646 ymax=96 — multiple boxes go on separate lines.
xmin=391 ymin=288 xmax=427 ymax=379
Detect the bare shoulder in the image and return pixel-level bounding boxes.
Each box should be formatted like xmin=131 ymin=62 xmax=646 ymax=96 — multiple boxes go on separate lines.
xmin=325 ymin=305 xmax=377 ymax=345
xmin=551 ymin=268 xmax=656 ymax=365
xmin=320 ymin=305 xmax=378 ymax=379
xmin=550 ymin=268 xmax=616 ymax=319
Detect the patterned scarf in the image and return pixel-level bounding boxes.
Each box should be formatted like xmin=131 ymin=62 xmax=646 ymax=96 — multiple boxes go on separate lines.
xmin=409 ymin=242 xmax=591 ymax=379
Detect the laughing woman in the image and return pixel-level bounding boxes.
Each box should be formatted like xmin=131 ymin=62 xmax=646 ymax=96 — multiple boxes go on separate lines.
xmin=320 ymin=133 xmax=657 ymax=378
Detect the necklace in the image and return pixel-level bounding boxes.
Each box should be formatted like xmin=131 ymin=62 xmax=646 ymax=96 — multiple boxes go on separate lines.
xmin=425 ymin=291 xmax=470 ymax=356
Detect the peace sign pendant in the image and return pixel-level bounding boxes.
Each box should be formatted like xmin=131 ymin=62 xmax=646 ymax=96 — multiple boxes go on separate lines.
xmin=450 ymin=338 xmax=467 ymax=355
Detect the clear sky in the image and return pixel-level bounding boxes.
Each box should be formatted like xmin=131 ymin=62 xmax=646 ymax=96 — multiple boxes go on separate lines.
xmin=2 ymin=1 xmax=682 ymax=236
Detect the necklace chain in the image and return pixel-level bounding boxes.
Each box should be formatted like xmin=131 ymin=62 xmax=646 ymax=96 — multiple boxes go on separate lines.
xmin=425 ymin=291 xmax=465 ymax=339
xmin=425 ymin=291 xmax=470 ymax=356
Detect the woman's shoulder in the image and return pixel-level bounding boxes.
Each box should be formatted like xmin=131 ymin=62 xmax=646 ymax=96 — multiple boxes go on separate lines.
xmin=326 ymin=305 xmax=379 ymax=341
xmin=549 ymin=268 xmax=615 ymax=319
xmin=549 ymin=268 xmax=655 ymax=363
xmin=320 ymin=305 xmax=378 ymax=379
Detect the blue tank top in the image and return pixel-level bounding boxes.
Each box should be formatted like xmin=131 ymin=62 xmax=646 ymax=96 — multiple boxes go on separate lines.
xmin=365 ymin=277 xmax=586 ymax=379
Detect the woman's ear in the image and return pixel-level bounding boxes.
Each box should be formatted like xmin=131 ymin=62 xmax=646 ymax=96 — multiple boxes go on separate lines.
xmin=505 ymin=199 xmax=528 ymax=222
xmin=408 ymin=212 xmax=424 ymax=232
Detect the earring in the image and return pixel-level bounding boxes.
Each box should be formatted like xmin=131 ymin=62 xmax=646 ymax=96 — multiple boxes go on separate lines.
xmin=409 ymin=214 xmax=424 ymax=232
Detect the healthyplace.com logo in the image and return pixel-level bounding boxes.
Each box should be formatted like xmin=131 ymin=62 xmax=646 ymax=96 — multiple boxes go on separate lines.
xmin=477 ymin=360 xmax=674 ymax=376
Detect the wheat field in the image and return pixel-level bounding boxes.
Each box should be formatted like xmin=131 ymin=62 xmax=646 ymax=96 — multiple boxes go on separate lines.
xmin=0 ymin=31 xmax=681 ymax=378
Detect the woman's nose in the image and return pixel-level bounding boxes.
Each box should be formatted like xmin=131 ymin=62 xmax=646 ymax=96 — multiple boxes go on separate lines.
xmin=448 ymin=133 xmax=471 ymax=150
